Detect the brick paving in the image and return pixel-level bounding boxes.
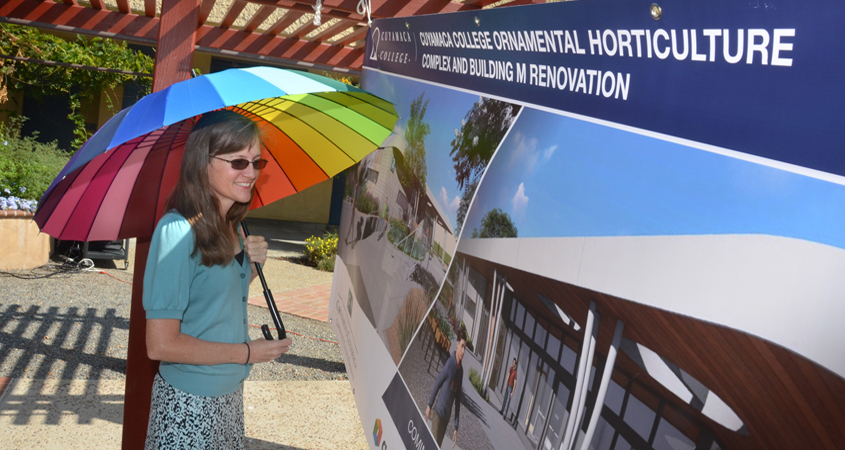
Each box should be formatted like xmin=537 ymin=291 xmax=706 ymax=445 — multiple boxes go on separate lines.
xmin=248 ymin=281 xmax=332 ymax=323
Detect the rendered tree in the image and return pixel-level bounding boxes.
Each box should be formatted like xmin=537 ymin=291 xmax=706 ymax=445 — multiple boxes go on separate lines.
xmin=455 ymin=179 xmax=477 ymax=235
xmin=451 ymin=98 xmax=520 ymax=232
xmin=401 ymin=93 xmax=431 ymax=225
xmin=450 ymin=98 xmax=520 ymax=190
xmin=472 ymin=208 xmax=518 ymax=238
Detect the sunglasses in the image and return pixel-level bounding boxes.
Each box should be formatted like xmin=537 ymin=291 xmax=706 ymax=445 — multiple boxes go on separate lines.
xmin=212 ymin=156 xmax=268 ymax=170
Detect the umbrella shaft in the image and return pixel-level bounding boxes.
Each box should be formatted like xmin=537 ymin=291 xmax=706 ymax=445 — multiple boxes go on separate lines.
xmin=241 ymin=221 xmax=287 ymax=340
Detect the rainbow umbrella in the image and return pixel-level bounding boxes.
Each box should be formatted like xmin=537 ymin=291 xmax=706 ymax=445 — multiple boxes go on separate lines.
xmin=33 ymin=66 xmax=398 ymax=340
xmin=34 ymin=66 xmax=398 ymax=241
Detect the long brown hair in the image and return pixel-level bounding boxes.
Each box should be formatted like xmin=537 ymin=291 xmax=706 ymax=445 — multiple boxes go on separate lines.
xmin=166 ymin=110 xmax=262 ymax=266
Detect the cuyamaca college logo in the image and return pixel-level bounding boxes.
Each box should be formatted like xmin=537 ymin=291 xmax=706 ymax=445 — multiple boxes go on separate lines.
xmin=373 ymin=418 xmax=383 ymax=447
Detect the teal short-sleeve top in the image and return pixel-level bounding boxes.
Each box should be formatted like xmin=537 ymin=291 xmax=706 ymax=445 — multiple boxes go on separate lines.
xmin=143 ymin=211 xmax=252 ymax=397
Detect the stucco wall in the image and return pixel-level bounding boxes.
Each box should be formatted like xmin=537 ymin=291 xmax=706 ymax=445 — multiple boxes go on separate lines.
xmin=247 ymin=178 xmax=333 ymax=223
xmin=0 ymin=212 xmax=51 ymax=270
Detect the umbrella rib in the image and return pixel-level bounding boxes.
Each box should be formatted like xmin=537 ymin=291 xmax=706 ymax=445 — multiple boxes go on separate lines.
xmin=230 ymin=106 xmax=321 ymax=192
xmin=312 ymin=92 xmax=396 ymax=140
xmin=242 ymin=100 xmax=360 ymax=164
xmin=332 ymin=91 xmax=400 ymax=122
xmin=247 ymin=94 xmax=391 ymax=146
xmin=268 ymin=104 xmax=356 ymax=170
xmin=52 ymin=146 xmax=119 ymax=241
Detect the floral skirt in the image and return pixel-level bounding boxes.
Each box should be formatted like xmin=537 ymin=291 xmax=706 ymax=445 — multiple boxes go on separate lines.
xmin=145 ymin=373 xmax=244 ymax=450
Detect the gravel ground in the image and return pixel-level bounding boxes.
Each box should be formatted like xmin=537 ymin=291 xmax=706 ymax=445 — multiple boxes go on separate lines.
xmin=0 ymin=244 xmax=345 ymax=382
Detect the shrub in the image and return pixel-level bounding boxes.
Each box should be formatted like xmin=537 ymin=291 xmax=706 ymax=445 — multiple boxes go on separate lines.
xmin=468 ymin=367 xmax=487 ymax=400
xmin=461 ymin=321 xmax=474 ymax=352
xmin=304 ymin=230 xmax=338 ymax=271
xmin=388 ymin=218 xmax=410 ymax=244
xmin=354 ymin=188 xmax=380 ymax=214
xmin=316 ymin=256 xmax=335 ymax=272
xmin=0 ymin=117 xmax=70 ymax=202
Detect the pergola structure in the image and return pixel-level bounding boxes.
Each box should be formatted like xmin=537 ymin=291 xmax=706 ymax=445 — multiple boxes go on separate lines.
xmin=0 ymin=0 xmax=540 ymax=73
xmin=1 ymin=0 xmax=543 ymax=448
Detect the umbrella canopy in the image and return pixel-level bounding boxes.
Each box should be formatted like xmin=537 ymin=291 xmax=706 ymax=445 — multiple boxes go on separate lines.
xmin=34 ymin=66 xmax=398 ymax=241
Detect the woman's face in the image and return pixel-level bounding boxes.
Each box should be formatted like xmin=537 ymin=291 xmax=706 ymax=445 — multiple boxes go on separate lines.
xmin=207 ymin=139 xmax=262 ymax=215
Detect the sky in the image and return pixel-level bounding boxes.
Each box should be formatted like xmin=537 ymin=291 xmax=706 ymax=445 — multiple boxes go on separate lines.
xmin=463 ymin=107 xmax=845 ymax=251
xmin=363 ymin=69 xmax=493 ymax=232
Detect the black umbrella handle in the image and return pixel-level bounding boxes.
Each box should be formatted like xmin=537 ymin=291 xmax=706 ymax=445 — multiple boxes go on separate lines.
xmin=241 ymin=221 xmax=287 ymax=340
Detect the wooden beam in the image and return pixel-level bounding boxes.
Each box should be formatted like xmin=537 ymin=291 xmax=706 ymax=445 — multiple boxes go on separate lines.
xmin=264 ymin=9 xmax=304 ymax=36
xmin=495 ymin=0 xmax=545 ymax=6
xmin=0 ymin=0 xmax=365 ymax=70
xmin=288 ymin=18 xmax=319 ymax=39
xmin=250 ymin=0 xmax=481 ymax=18
xmin=121 ymin=5 xmax=200 ymax=450
xmin=116 ymin=0 xmax=131 ymax=14
xmin=256 ymin=2 xmax=361 ymax=24
xmin=250 ymin=0 xmax=367 ymax=19
xmin=220 ymin=0 xmax=248 ymax=28
xmin=143 ymin=0 xmax=156 ymax=17
xmin=308 ymin=18 xmax=353 ymax=42
xmin=89 ymin=0 xmax=106 ymax=10
xmin=198 ymin=0 xmax=216 ymax=24
xmin=243 ymin=5 xmax=275 ymax=32
xmin=333 ymin=24 xmax=367 ymax=47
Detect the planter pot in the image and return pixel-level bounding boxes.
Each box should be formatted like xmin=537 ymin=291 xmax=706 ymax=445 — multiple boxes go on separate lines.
xmin=0 ymin=211 xmax=51 ymax=270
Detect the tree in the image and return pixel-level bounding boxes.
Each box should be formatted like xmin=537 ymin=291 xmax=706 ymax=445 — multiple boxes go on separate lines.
xmin=455 ymin=178 xmax=477 ymax=234
xmin=450 ymin=98 xmax=520 ymax=191
xmin=472 ymin=208 xmax=518 ymax=238
xmin=401 ymin=93 xmax=430 ymax=225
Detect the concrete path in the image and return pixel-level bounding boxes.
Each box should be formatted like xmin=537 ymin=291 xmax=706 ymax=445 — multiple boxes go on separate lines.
xmin=0 ymin=378 xmax=367 ymax=449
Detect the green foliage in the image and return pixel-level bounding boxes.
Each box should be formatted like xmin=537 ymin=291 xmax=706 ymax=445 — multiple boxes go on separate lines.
xmin=472 ymin=208 xmax=518 ymax=239
xmin=400 ymin=93 xmax=430 ymax=221
xmin=456 ymin=179 xmax=477 ymax=234
xmin=320 ymin=70 xmax=359 ymax=88
xmin=460 ymin=321 xmax=474 ymax=352
xmin=304 ymin=230 xmax=338 ymax=271
xmin=450 ymin=98 xmax=521 ymax=190
xmin=468 ymin=367 xmax=487 ymax=400
xmin=0 ymin=23 xmax=155 ymax=150
xmin=354 ymin=188 xmax=380 ymax=214
xmin=388 ymin=217 xmax=410 ymax=243
xmin=317 ymin=256 xmax=335 ymax=272
xmin=430 ymin=308 xmax=454 ymax=342
xmin=0 ymin=116 xmax=70 ymax=201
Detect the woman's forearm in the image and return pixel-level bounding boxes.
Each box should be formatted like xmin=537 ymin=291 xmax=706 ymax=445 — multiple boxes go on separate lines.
xmin=146 ymin=319 xmax=248 ymax=365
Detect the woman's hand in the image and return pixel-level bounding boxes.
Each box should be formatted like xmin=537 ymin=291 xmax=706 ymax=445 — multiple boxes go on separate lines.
xmin=247 ymin=338 xmax=292 ymax=363
xmin=243 ymin=235 xmax=268 ymax=267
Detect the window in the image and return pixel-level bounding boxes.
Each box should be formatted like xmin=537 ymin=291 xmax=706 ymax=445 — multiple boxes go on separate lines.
xmin=560 ymin=341 xmax=577 ymax=374
xmin=622 ymin=385 xmax=657 ymax=441
xmin=653 ymin=417 xmax=696 ymax=450
xmin=525 ymin=312 xmax=536 ymax=341
xmin=546 ymin=333 xmax=561 ymax=362
xmin=534 ymin=318 xmax=547 ymax=348
xmin=364 ymin=167 xmax=379 ymax=184
xmin=604 ymin=380 xmax=625 ymax=415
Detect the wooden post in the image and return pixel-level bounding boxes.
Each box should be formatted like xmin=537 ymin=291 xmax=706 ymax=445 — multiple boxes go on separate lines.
xmin=121 ymin=0 xmax=199 ymax=448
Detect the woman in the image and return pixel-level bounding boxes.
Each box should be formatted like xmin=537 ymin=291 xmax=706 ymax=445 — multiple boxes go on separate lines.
xmin=143 ymin=110 xmax=292 ymax=449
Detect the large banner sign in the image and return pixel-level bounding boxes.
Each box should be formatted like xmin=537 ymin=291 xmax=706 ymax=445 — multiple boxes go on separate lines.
xmin=329 ymin=1 xmax=845 ymax=450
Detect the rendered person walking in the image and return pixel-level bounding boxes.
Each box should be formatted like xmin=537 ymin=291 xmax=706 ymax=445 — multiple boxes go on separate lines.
xmin=143 ymin=110 xmax=292 ymax=449
xmin=500 ymin=358 xmax=517 ymax=419
xmin=426 ymin=329 xmax=467 ymax=448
